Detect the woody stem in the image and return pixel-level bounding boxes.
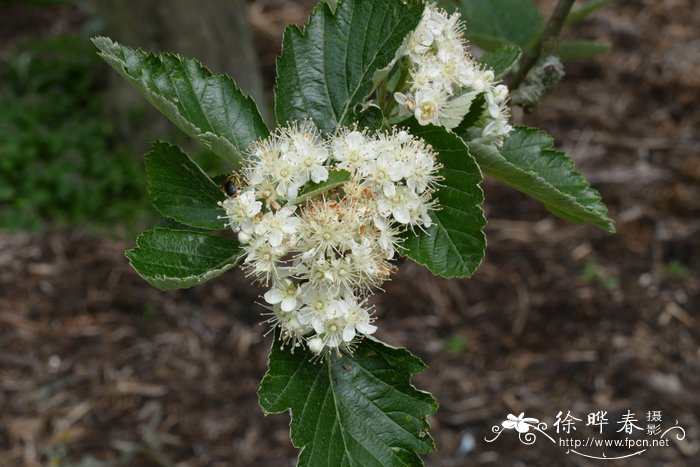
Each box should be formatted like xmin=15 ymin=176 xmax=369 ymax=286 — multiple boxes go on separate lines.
xmin=512 ymin=0 xmax=576 ymax=89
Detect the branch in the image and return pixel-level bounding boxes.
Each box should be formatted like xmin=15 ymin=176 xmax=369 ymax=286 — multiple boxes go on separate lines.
xmin=512 ymin=0 xmax=576 ymax=88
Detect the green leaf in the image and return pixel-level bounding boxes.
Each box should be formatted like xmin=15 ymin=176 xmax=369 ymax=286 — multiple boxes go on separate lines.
xmin=467 ymin=127 xmax=615 ymax=233
xmin=324 ymin=0 xmax=338 ymax=12
xmin=93 ymin=36 xmax=268 ymax=167
xmin=145 ymin=142 xmax=225 ymax=230
xmin=478 ymin=44 xmax=522 ymax=79
xmin=453 ymin=94 xmax=485 ymax=135
xmin=402 ymin=122 xmax=487 ymax=278
xmin=155 ymin=217 xmax=198 ymax=231
xmin=460 ymin=0 xmax=543 ymax=51
xmin=125 ymin=228 xmax=242 ymax=291
xmin=258 ymin=334 xmax=437 ymax=467
xmin=558 ymin=40 xmax=612 ymax=62
xmin=565 ymin=0 xmax=610 ymax=26
xmin=438 ymin=91 xmax=479 ymax=129
xmin=275 ymin=0 xmax=424 ymax=134
xmin=295 ymin=169 xmax=351 ymax=204
xmin=356 ymin=105 xmax=385 ymax=132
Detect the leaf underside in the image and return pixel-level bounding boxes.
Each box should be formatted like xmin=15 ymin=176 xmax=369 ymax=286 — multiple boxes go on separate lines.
xmin=93 ymin=36 xmax=268 ymax=167
xmin=274 ymin=0 xmax=424 ymax=133
xmin=145 ymin=142 xmax=225 ymax=230
xmin=467 ymin=126 xmax=615 ymax=233
xmin=258 ymin=333 xmax=437 ymax=467
xmin=402 ymin=122 xmax=487 ymax=278
xmin=125 ymin=228 xmax=242 ymax=291
xmin=479 ymin=44 xmax=522 ymax=79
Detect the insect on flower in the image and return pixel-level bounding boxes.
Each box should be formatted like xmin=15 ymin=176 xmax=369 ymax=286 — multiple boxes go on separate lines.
xmin=221 ymin=173 xmax=245 ymax=197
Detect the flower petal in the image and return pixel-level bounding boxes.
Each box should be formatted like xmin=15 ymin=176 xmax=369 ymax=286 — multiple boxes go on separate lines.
xmin=342 ymin=325 xmax=356 ymax=342
xmin=281 ymin=297 xmax=298 ymax=312
xmin=263 ymin=289 xmax=284 ymax=305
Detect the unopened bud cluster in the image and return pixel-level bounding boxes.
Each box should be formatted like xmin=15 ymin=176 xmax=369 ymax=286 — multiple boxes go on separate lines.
xmin=393 ymin=4 xmax=512 ymax=147
xmin=220 ymin=123 xmax=441 ymax=356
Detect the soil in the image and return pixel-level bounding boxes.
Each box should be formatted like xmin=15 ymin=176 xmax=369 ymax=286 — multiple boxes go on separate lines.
xmin=1 ymin=0 xmax=698 ymax=466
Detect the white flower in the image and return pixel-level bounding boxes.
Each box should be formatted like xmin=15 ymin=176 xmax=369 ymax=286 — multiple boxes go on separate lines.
xmin=222 ymin=124 xmax=442 ymax=357
xmin=414 ymin=88 xmax=442 ymax=126
xmin=242 ymin=237 xmax=285 ymax=283
xmin=269 ymin=308 xmax=309 ymax=339
xmin=378 ymin=186 xmax=421 ymax=225
xmin=289 ymin=131 xmax=329 ymax=185
xmin=392 ymin=4 xmax=513 ymax=146
xmin=350 ymin=238 xmax=381 ymax=280
xmin=314 ymin=314 xmax=352 ymax=349
xmin=219 ymin=189 xmax=262 ymax=238
xmin=295 ymin=253 xmax=334 ymax=286
xmin=327 ymin=255 xmax=358 ymax=292
xmin=414 ymin=191 xmax=435 ymax=229
xmin=341 ymin=294 xmax=377 ymax=339
xmin=263 ymin=278 xmax=300 ymax=312
xmin=298 ymin=284 xmax=337 ymax=332
xmin=374 ymin=215 xmax=399 ymax=259
xmin=271 ymin=157 xmax=302 ymax=199
xmin=299 ymin=199 xmax=356 ymax=255
xmin=307 ymin=336 xmax=325 ymax=354
xmin=255 ymin=205 xmax=300 ymax=248
xmin=424 ymin=8 xmax=449 ymax=37
xmin=332 ymin=130 xmax=374 ymax=173
xmin=406 ymin=24 xmax=435 ymax=57
xmin=403 ymin=149 xmax=440 ymax=194
xmin=221 ymin=189 xmax=260 ymax=219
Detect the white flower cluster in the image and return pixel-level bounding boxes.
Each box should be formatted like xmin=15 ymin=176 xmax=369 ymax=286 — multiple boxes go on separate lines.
xmin=393 ymin=4 xmax=512 ymax=147
xmin=220 ymin=123 xmax=441 ymax=356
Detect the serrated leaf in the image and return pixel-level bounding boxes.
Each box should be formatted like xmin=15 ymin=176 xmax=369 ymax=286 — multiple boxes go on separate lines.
xmin=125 ymin=228 xmax=242 ymax=291
xmin=558 ymin=40 xmax=612 ymax=62
xmin=467 ymin=126 xmax=615 ymax=233
xmin=258 ymin=333 xmax=437 ymax=467
xmin=93 ymin=36 xmax=268 ymax=167
xmin=402 ymin=122 xmax=486 ymax=278
xmin=479 ymin=44 xmax=522 ymax=79
xmin=453 ymin=94 xmax=485 ymax=135
xmin=460 ymin=0 xmax=543 ymax=51
xmin=295 ymin=169 xmax=351 ymax=204
xmin=145 ymin=142 xmax=225 ymax=230
xmin=275 ymin=0 xmax=424 ymax=134
xmin=324 ymin=0 xmax=338 ymax=12
xmin=439 ymin=91 xmax=479 ymax=129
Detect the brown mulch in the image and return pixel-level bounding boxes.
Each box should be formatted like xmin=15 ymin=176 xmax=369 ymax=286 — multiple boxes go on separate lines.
xmin=1 ymin=0 xmax=699 ymax=466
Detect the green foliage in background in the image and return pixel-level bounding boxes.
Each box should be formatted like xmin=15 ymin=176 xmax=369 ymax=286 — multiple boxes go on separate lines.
xmin=0 ymin=35 xmax=151 ymax=231
xmin=451 ymin=0 xmax=611 ymax=62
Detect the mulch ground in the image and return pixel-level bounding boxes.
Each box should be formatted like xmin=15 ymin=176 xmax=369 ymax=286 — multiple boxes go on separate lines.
xmin=1 ymin=0 xmax=698 ymax=466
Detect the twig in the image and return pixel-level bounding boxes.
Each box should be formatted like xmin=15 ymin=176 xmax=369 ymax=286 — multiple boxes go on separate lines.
xmin=512 ymin=0 xmax=576 ymax=88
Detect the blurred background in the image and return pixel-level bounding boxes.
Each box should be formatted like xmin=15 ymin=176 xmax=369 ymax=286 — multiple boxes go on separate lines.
xmin=0 ymin=0 xmax=698 ymax=465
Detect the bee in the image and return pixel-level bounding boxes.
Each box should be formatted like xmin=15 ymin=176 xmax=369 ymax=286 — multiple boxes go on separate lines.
xmin=221 ymin=173 xmax=244 ymax=197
